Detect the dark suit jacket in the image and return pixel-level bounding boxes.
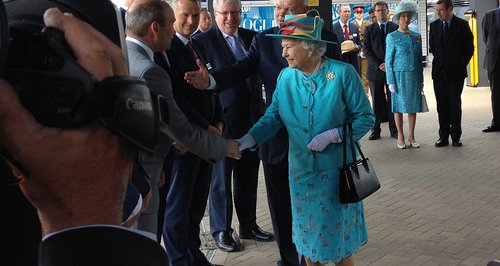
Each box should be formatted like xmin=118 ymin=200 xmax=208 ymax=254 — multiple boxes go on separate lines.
xmin=39 ymin=227 xmax=168 ymax=266
xmin=429 ymin=15 xmax=474 ymax=80
xmin=167 ymin=35 xmax=223 ymax=130
xmin=482 ymin=8 xmax=500 ymax=72
xmin=194 ymin=27 xmax=264 ymax=138
xmin=363 ymin=21 xmax=398 ymax=81
xmin=212 ymin=27 xmax=341 ymax=164
xmin=332 ymin=21 xmax=361 ymax=72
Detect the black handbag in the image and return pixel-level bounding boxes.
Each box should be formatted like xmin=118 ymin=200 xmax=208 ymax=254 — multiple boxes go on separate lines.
xmin=339 ymin=124 xmax=380 ymax=203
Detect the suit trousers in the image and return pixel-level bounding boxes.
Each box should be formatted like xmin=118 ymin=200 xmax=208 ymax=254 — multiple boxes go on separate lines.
xmin=209 ymin=149 xmax=260 ymax=234
xmin=488 ymin=60 xmax=500 ymax=127
xmin=163 ymin=152 xmax=213 ymax=266
xmin=263 ymin=158 xmax=301 ymax=266
xmin=369 ymin=80 xmax=397 ymax=135
xmin=433 ymin=74 xmax=464 ymax=141
xmin=136 ymin=162 xmax=161 ymax=235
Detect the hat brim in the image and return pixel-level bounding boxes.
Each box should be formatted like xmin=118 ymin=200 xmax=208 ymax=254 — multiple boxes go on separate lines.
xmin=265 ymin=33 xmax=337 ymax=44
xmin=393 ymin=10 xmax=418 ymax=24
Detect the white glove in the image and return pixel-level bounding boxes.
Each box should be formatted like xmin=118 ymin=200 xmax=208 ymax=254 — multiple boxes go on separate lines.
xmin=307 ymin=128 xmax=342 ymax=152
xmin=388 ymin=84 xmax=397 ymax=93
xmin=236 ymin=134 xmax=256 ymax=151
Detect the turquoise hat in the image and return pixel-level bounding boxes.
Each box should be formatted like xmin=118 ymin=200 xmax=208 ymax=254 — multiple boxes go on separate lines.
xmin=393 ymin=0 xmax=418 ymax=24
xmin=265 ymin=12 xmax=336 ymax=44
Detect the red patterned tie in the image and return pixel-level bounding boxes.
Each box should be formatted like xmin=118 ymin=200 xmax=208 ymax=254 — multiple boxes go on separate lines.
xmin=186 ymin=39 xmax=198 ymax=60
xmin=344 ymin=24 xmax=350 ymax=40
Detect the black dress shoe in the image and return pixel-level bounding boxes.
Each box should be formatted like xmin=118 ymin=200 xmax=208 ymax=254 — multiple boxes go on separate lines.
xmin=434 ymin=138 xmax=449 ymax=147
xmin=368 ymin=133 xmax=380 ymax=140
xmin=452 ymin=140 xmax=463 ymax=147
xmin=239 ymin=225 xmax=274 ymax=242
xmin=483 ymin=126 xmax=500 ymax=132
xmin=213 ymin=231 xmax=241 ymax=252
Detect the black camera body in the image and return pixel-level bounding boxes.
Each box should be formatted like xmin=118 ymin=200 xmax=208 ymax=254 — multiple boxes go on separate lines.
xmin=6 ymin=26 xmax=99 ymax=127
xmin=0 ymin=0 xmax=165 ymax=184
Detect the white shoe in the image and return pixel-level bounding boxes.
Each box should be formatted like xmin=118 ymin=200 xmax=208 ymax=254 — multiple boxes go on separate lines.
xmin=408 ymin=140 xmax=420 ymax=148
xmin=397 ymin=142 xmax=406 ymax=149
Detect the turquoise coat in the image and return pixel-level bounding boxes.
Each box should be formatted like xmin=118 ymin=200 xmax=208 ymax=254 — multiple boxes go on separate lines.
xmin=249 ymin=59 xmax=375 ymax=172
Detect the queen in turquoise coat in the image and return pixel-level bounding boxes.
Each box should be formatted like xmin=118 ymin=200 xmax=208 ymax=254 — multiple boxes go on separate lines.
xmin=237 ymin=13 xmax=375 ymax=266
xmin=385 ymin=0 xmax=424 ymax=149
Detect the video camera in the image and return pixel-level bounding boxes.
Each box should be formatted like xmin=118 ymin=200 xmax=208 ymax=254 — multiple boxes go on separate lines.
xmin=0 ymin=0 xmax=163 ymax=184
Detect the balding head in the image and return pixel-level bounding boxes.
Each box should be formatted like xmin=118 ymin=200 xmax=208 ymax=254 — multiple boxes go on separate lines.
xmin=126 ymin=0 xmax=168 ymax=37
xmin=126 ymin=0 xmax=176 ymax=51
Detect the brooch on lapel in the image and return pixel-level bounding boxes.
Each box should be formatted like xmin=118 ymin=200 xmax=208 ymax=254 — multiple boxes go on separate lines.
xmin=326 ymin=71 xmax=335 ymax=81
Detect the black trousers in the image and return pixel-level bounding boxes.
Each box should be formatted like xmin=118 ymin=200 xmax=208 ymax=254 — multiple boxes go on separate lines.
xmin=263 ymin=158 xmax=305 ymax=266
xmin=433 ymin=74 xmax=464 ymax=141
xmin=369 ymin=79 xmax=397 ymax=135
xmin=488 ymin=60 xmax=500 ymax=127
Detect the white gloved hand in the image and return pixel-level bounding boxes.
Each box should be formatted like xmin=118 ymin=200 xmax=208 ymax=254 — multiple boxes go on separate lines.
xmin=307 ymin=128 xmax=342 ymax=152
xmin=236 ymin=134 xmax=256 ymax=151
xmin=389 ymin=84 xmax=397 ymax=93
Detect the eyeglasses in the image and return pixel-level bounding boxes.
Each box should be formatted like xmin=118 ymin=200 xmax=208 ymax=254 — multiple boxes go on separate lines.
xmin=355 ymin=11 xmax=363 ymax=14
xmin=215 ymin=10 xmax=241 ymax=17
xmin=275 ymin=6 xmax=298 ymax=15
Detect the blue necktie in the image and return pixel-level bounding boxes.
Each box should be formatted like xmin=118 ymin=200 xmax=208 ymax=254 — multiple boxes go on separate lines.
xmin=227 ymin=35 xmax=245 ymax=60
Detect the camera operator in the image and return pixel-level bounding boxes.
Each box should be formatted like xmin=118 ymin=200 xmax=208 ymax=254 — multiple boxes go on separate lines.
xmin=0 ymin=8 xmax=167 ymax=265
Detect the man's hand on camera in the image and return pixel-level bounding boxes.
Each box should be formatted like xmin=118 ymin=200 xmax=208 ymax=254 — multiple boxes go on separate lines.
xmin=0 ymin=8 xmax=134 ymax=236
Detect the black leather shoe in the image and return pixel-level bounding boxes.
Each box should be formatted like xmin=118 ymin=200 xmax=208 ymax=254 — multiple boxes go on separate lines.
xmin=452 ymin=140 xmax=463 ymax=147
xmin=483 ymin=126 xmax=500 ymax=132
xmin=435 ymin=138 xmax=449 ymax=147
xmin=213 ymin=231 xmax=241 ymax=252
xmin=239 ymin=225 xmax=274 ymax=242
xmin=368 ymin=133 xmax=380 ymax=140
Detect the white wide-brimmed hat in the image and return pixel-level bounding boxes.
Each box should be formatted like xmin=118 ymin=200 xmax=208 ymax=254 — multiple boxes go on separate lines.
xmin=393 ymin=0 xmax=418 ymax=24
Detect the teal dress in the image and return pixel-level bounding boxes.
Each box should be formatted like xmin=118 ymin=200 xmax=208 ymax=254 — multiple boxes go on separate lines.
xmin=385 ymin=30 xmax=424 ymax=113
xmin=248 ymin=59 xmax=375 ymax=263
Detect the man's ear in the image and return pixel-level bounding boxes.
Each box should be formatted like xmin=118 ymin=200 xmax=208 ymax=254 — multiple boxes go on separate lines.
xmin=151 ymin=21 xmax=159 ymax=37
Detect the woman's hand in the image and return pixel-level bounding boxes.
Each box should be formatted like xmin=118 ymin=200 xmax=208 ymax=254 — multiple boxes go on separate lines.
xmin=307 ymin=128 xmax=341 ymax=152
xmin=389 ymin=84 xmax=397 ymax=93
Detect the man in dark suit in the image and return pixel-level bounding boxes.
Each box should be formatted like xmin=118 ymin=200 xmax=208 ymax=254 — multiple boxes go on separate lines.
xmin=363 ymin=1 xmax=398 ymax=141
xmin=126 ymin=0 xmax=239 ymax=239
xmin=194 ymin=0 xmax=273 ymax=254
xmin=332 ymin=4 xmax=361 ymax=73
xmin=185 ymin=0 xmax=341 ymax=265
xmin=160 ymin=0 xmax=225 ymax=265
xmin=481 ymin=2 xmax=500 ymax=133
xmin=429 ymin=0 xmax=474 ymax=147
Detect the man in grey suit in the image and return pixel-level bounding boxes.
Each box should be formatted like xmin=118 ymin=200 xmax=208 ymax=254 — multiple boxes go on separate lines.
xmin=125 ymin=0 xmax=240 ymax=236
xmin=481 ymin=2 xmax=500 ymax=133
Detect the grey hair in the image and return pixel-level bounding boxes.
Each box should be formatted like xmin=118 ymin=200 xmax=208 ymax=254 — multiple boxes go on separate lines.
xmin=213 ymin=0 xmax=242 ymax=12
xmin=301 ymin=40 xmax=326 ymax=57
xmin=167 ymin=0 xmax=200 ymax=11
xmin=126 ymin=0 xmax=167 ymax=36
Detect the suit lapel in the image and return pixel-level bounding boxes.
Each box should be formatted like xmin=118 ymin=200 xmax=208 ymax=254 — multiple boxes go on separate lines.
xmin=215 ymin=27 xmax=237 ymax=62
xmin=334 ymin=23 xmax=345 ymax=41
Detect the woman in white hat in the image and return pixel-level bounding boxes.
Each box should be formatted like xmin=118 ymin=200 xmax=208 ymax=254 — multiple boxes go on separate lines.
xmin=385 ymin=0 xmax=424 ymax=149
xmin=237 ymin=12 xmax=374 ymax=266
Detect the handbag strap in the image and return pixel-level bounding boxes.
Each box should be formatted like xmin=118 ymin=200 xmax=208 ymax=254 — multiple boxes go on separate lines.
xmin=342 ymin=123 xmax=367 ymax=167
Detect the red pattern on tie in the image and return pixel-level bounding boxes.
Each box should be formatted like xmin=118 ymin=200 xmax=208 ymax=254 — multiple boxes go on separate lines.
xmin=343 ymin=24 xmax=350 ymax=40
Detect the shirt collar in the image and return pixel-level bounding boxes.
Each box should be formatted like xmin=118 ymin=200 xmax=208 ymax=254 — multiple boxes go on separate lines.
xmin=175 ymin=32 xmax=190 ymax=45
xmin=221 ymin=29 xmax=240 ymax=39
xmin=126 ymin=36 xmax=154 ymax=61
